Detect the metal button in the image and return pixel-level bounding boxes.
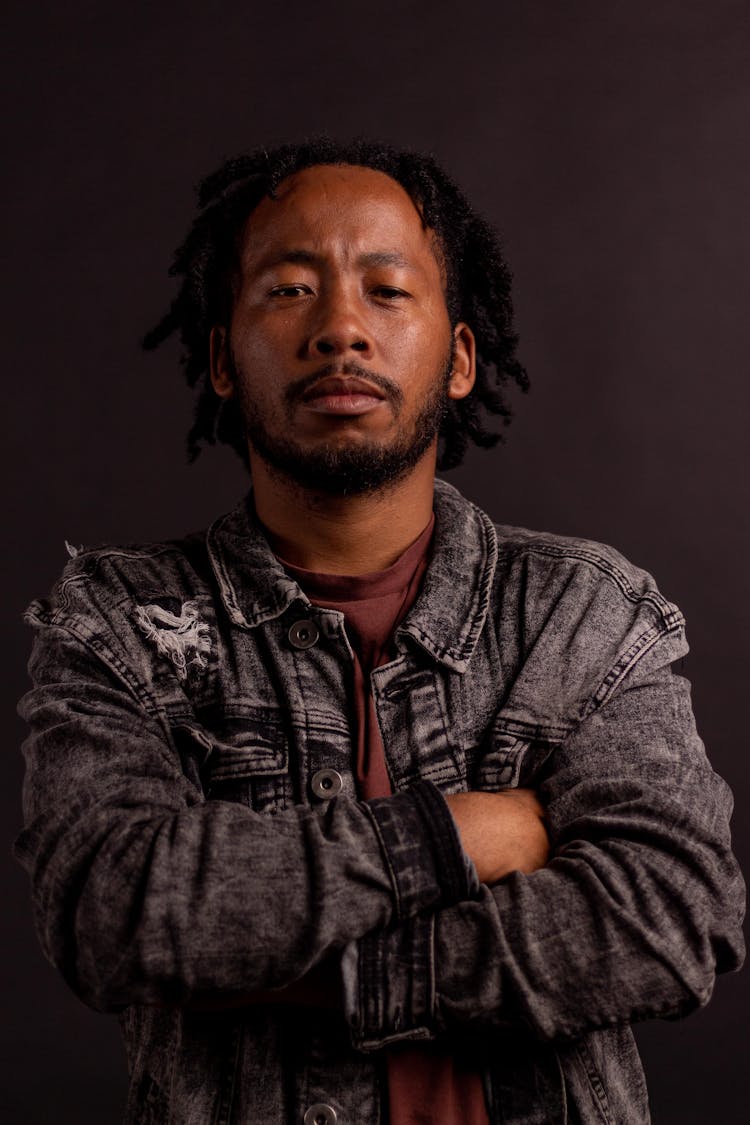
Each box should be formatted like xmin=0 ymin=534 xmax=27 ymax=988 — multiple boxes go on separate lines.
xmin=288 ymin=619 xmax=319 ymax=650
xmin=310 ymin=768 xmax=344 ymax=799
xmin=303 ymin=1104 xmax=337 ymax=1125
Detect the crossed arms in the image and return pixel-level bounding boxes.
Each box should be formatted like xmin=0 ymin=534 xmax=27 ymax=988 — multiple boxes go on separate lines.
xmin=16 ymin=619 xmax=745 ymax=1046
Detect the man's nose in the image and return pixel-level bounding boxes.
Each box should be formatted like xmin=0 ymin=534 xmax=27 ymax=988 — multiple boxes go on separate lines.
xmin=306 ymin=293 xmax=373 ymax=357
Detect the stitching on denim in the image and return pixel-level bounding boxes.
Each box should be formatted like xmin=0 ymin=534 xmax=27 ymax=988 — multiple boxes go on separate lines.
xmin=426 ymin=913 xmax=437 ymax=1024
xmin=586 ymin=621 xmax=686 ymax=719
xmin=499 ymin=539 xmax=684 ymax=627
xmin=553 ymin=1048 xmax=569 ymax=1125
xmin=212 ymin=1019 xmax=243 ymax=1125
xmin=575 ymin=1041 xmax=614 ymax=1124
xmin=361 ymin=802 xmax=401 ymax=918
xmin=25 ymin=614 xmax=163 ymax=721
xmin=206 ymin=509 xmax=305 ymax=630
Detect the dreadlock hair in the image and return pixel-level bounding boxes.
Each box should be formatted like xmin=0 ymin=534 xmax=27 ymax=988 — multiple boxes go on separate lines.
xmin=143 ymin=137 xmax=529 ymax=471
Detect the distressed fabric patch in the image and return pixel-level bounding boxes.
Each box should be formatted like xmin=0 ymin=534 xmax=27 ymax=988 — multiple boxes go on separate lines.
xmin=135 ymin=600 xmax=211 ymax=682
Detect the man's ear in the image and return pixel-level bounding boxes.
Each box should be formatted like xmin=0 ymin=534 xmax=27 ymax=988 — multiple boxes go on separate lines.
xmin=447 ymin=322 xmax=476 ymax=401
xmin=210 ymin=326 xmax=234 ymax=400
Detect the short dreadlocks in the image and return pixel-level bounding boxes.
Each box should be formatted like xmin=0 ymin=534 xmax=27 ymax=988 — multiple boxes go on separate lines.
xmin=143 ymin=137 xmax=528 ymax=471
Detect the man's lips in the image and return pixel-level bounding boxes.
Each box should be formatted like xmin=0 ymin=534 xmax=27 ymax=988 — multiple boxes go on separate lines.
xmin=300 ymin=375 xmax=387 ymax=416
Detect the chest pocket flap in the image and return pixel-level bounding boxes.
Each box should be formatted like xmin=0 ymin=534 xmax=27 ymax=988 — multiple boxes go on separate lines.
xmin=203 ymin=711 xmax=289 ymax=781
xmin=173 ymin=707 xmax=290 ymax=813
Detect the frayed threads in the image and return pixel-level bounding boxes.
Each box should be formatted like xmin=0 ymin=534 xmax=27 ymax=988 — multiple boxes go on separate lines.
xmin=135 ymin=600 xmax=211 ymax=682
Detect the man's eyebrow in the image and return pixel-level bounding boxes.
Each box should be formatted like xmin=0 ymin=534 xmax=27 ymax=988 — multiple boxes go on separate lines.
xmin=356 ymin=250 xmax=416 ymax=270
xmin=255 ymin=249 xmax=419 ymax=271
xmin=257 ymin=249 xmax=319 ymax=269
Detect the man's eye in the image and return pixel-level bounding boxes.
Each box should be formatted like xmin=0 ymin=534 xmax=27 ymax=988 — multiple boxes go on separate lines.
xmin=269 ymin=284 xmax=311 ymax=298
xmin=373 ymin=286 xmax=408 ymax=300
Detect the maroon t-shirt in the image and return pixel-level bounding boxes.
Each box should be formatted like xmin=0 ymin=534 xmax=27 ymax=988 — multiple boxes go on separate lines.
xmin=282 ymin=516 xmax=490 ymax=1125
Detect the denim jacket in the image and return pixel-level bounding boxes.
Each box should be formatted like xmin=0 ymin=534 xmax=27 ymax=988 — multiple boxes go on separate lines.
xmin=16 ymin=479 xmax=745 ymax=1124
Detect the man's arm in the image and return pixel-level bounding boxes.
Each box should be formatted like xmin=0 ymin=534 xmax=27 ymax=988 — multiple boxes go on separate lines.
xmin=342 ymin=657 xmax=746 ymax=1049
xmin=15 ymin=620 xmax=476 ymax=1013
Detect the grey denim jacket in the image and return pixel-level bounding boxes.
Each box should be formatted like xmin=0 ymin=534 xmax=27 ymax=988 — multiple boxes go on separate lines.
xmin=16 ymin=480 xmax=745 ymax=1125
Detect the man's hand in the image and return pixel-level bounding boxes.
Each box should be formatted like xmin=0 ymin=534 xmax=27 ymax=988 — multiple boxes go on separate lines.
xmin=444 ymin=789 xmax=549 ymax=884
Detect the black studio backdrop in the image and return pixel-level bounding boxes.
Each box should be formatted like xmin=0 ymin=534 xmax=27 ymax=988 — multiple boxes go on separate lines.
xmin=3 ymin=2 xmax=749 ymax=1122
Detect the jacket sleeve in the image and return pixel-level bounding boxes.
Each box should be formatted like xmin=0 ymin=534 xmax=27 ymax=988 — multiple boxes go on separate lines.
xmin=341 ymin=642 xmax=746 ymax=1049
xmin=15 ymin=618 xmax=475 ymax=1014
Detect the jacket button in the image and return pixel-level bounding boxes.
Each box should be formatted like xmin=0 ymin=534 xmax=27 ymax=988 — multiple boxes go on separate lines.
xmin=288 ymin=619 xmax=319 ymax=649
xmin=303 ymin=1104 xmax=337 ymax=1125
xmin=310 ymin=769 xmax=343 ymax=800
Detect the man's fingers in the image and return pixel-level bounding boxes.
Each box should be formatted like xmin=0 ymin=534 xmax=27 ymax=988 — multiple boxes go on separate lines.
xmin=444 ymin=789 xmax=550 ymax=883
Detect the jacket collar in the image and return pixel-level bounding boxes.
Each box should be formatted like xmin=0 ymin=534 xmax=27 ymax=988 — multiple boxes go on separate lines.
xmin=207 ymin=478 xmax=498 ymax=673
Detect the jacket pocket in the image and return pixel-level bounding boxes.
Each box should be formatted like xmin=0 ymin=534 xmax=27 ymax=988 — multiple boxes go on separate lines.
xmin=472 ymin=724 xmax=556 ymax=791
xmin=176 ymin=707 xmax=292 ymax=814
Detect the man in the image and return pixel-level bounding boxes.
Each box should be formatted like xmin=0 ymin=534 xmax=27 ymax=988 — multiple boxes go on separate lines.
xmin=16 ymin=139 xmax=744 ymax=1124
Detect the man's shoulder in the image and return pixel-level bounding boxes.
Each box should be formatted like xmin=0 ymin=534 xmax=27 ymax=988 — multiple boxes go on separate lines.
xmin=469 ymin=516 xmax=687 ymax=724
xmin=427 ymin=484 xmax=686 ymax=710
xmin=493 ymin=521 xmax=667 ymax=603
xmin=25 ymin=525 xmax=215 ymax=630
xmin=436 ymin=479 xmax=678 ymax=620
xmin=487 ymin=520 xmax=684 ymax=647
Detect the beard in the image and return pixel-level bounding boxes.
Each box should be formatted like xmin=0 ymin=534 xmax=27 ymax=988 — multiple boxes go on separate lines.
xmin=232 ymin=347 xmax=454 ymax=497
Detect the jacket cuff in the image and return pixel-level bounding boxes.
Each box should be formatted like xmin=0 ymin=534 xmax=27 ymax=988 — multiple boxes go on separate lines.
xmin=365 ymin=779 xmax=479 ymax=920
xmin=341 ymin=914 xmax=440 ymax=1051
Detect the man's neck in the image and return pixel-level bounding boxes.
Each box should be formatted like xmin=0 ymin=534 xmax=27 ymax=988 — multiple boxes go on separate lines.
xmin=250 ymin=456 xmax=437 ymax=576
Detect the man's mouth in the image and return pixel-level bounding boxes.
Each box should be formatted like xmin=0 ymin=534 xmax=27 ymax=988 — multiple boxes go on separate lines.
xmin=301 ymin=375 xmax=387 ymax=416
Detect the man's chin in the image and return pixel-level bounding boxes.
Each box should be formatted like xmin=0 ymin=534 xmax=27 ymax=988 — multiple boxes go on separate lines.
xmin=250 ymin=438 xmax=436 ymax=498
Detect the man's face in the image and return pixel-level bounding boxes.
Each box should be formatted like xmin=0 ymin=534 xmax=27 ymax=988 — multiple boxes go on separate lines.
xmin=211 ymin=163 xmax=474 ymax=495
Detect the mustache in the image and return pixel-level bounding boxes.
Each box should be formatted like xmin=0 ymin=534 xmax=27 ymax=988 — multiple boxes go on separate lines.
xmin=284 ymin=363 xmax=404 ymax=407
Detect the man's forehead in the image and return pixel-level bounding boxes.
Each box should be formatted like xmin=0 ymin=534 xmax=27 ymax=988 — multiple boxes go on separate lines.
xmin=266 ymin=162 xmax=420 ymax=213
xmin=237 ymin=163 xmax=442 ymax=272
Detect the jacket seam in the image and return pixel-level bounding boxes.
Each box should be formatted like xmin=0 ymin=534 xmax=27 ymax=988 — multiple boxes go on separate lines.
xmin=496 ymin=539 xmax=683 ymax=628
xmin=585 ymin=618 xmax=685 ymax=720
xmin=359 ymin=802 xmax=402 ymax=919
xmin=24 ymin=611 xmax=163 ymax=719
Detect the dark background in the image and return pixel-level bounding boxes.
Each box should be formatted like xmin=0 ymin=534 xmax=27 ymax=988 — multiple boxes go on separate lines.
xmin=3 ymin=1 xmax=748 ymax=1121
